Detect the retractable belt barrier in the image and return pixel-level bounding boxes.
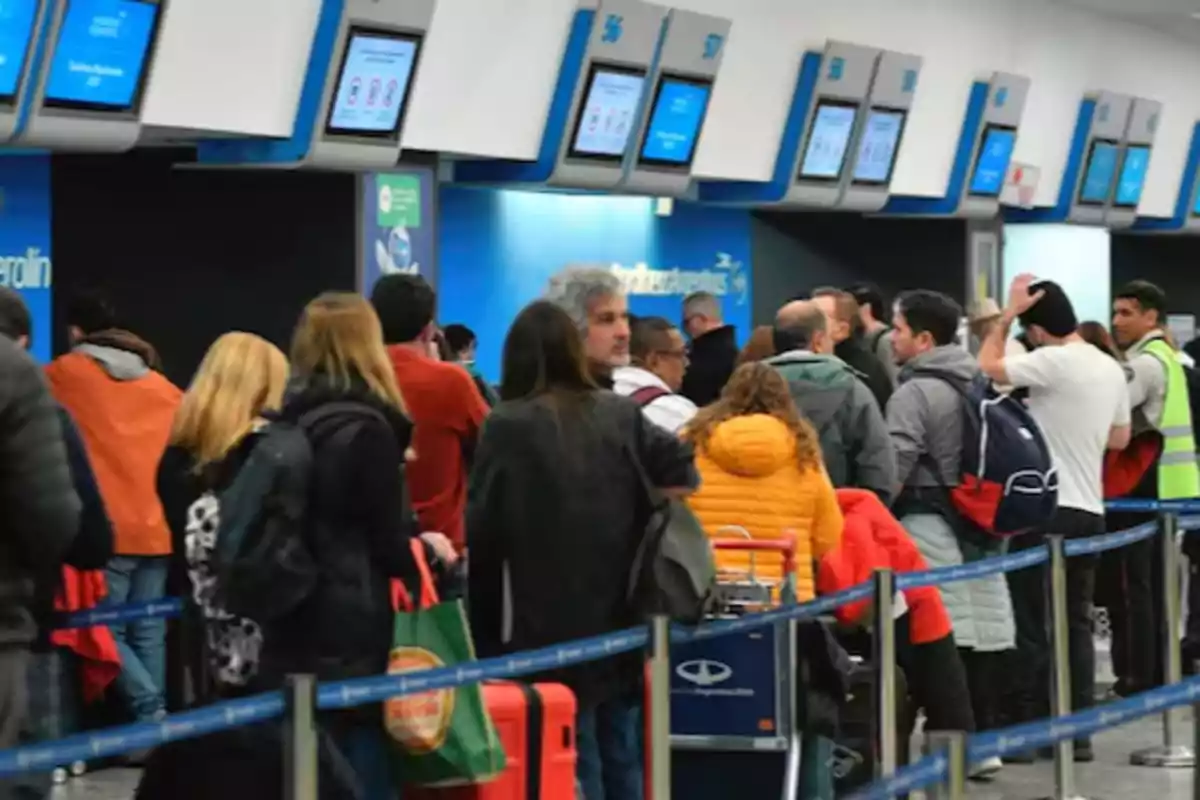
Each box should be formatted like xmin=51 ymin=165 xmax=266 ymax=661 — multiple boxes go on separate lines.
xmin=5 ymin=505 xmax=1197 ymax=781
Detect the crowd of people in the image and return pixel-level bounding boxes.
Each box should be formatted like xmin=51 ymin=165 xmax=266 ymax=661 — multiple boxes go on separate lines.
xmin=0 ymin=265 xmax=1192 ymax=800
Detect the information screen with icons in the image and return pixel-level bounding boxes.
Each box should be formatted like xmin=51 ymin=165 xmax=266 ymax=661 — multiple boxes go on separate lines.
xmin=568 ymin=63 xmax=647 ymax=160
xmin=326 ymin=30 xmax=421 ymax=137
xmin=968 ymin=125 xmax=1017 ymax=197
xmin=851 ymin=108 xmax=905 ymax=184
xmin=1078 ymin=139 xmax=1119 ymax=206
xmin=798 ymin=101 xmax=857 ymax=181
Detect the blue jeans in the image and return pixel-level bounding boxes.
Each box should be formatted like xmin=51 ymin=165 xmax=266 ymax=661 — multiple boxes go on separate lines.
xmin=105 ymin=556 xmax=168 ymax=720
xmin=576 ymin=698 xmax=643 ymax=800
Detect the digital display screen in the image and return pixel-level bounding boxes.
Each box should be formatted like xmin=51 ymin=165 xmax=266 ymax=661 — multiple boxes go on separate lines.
xmin=851 ymin=108 xmax=904 ymax=184
xmin=1113 ymin=145 xmax=1150 ymax=208
xmin=326 ymin=30 xmax=420 ymax=137
xmin=638 ymin=75 xmax=711 ymax=167
xmin=1192 ymin=181 xmax=1200 ymax=216
xmin=0 ymin=0 xmax=39 ymax=101
xmin=44 ymin=0 xmax=160 ymax=111
xmin=1078 ymin=139 xmax=1119 ymax=206
xmin=798 ymin=101 xmax=857 ymax=181
xmin=969 ymin=125 xmax=1016 ymax=197
xmin=568 ymin=63 xmax=646 ymax=160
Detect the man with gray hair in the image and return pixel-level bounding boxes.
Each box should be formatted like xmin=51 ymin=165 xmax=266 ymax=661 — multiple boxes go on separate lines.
xmin=545 ymin=266 xmax=631 ymax=389
xmin=766 ymin=299 xmax=896 ymax=502
xmin=680 ymin=291 xmax=738 ymax=406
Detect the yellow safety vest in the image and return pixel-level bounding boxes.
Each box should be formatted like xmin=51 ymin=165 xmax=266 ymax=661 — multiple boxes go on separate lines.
xmin=1143 ymin=339 xmax=1200 ymax=500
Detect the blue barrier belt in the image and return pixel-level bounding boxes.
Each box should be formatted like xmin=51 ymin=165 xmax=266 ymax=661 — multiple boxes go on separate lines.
xmin=1105 ymin=498 xmax=1200 ymax=514
xmin=670 ymin=583 xmax=873 ymax=644
xmin=895 ymin=546 xmax=1048 ymax=590
xmin=844 ymin=752 xmax=949 ymax=800
xmin=1062 ymin=521 xmax=1159 ymax=556
xmin=56 ymin=598 xmax=183 ymax=630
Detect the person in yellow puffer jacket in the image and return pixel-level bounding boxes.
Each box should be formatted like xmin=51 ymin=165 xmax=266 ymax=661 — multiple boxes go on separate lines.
xmin=683 ymin=362 xmax=843 ymax=601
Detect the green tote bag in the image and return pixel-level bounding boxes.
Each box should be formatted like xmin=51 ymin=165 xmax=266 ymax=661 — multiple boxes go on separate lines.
xmin=385 ymin=542 xmax=506 ymax=787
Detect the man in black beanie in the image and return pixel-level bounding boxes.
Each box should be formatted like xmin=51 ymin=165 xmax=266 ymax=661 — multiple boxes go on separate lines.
xmin=978 ymin=273 xmax=1131 ymax=762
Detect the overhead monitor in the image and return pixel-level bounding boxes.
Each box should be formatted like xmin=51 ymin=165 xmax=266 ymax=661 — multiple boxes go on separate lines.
xmin=0 ymin=0 xmax=40 ymax=103
xmin=851 ymin=107 xmax=905 ymax=185
xmin=325 ymin=28 xmax=422 ymax=139
xmin=798 ymin=100 xmax=857 ymax=181
xmin=1077 ymin=138 xmax=1119 ymax=206
xmin=637 ymin=74 xmax=712 ymax=168
xmin=968 ymin=124 xmax=1017 ymax=197
xmin=1113 ymin=144 xmax=1150 ymax=209
xmin=1193 ymin=181 xmax=1200 ymax=216
xmin=44 ymin=0 xmax=160 ymax=112
xmin=567 ymin=62 xmax=646 ymax=162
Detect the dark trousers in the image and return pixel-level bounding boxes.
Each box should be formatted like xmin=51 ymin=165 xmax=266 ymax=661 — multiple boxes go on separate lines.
xmin=1101 ymin=515 xmax=1160 ymax=694
xmin=0 ymin=647 xmax=29 ymax=800
xmin=895 ymin=614 xmax=975 ymax=734
xmin=959 ymin=649 xmax=1004 ymax=731
xmin=1006 ymin=509 xmax=1101 ymax=729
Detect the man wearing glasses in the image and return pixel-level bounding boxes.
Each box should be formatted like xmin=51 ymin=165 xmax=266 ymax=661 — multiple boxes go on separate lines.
xmin=614 ymin=316 xmax=698 ymax=434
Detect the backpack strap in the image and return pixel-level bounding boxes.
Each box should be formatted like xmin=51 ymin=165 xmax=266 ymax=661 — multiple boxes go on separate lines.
xmin=867 ymin=327 xmax=890 ymax=353
xmin=630 ymin=386 xmax=672 ymax=408
xmin=905 ymin=367 xmax=972 ymax=400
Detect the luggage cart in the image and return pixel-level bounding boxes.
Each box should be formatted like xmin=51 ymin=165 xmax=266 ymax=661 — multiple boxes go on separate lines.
xmin=670 ymin=530 xmax=803 ymax=800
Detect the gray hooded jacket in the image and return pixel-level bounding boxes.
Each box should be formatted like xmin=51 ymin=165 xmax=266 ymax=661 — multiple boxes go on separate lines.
xmin=766 ymin=351 xmax=895 ymax=502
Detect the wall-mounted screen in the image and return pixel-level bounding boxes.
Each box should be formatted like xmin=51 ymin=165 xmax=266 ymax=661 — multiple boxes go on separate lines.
xmin=0 ymin=0 xmax=40 ymax=102
xmin=1113 ymin=145 xmax=1150 ymax=209
xmin=1192 ymin=180 xmax=1200 ymax=216
xmin=325 ymin=29 xmax=421 ymax=138
xmin=798 ymin=100 xmax=857 ymax=181
xmin=567 ymin=62 xmax=646 ymax=161
xmin=968 ymin=125 xmax=1017 ymax=197
xmin=638 ymin=74 xmax=711 ymax=167
xmin=44 ymin=0 xmax=160 ymax=112
xmin=851 ymin=107 xmax=905 ymax=184
xmin=1078 ymin=138 xmax=1119 ymax=206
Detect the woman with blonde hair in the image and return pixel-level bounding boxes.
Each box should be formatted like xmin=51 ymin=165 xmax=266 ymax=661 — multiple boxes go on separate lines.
xmin=157 ymin=332 xmax=289 ymax=708
xmin=278 ymin=292 xmax=450 ymax=798
xmin=684 ymin=361 xmax=843 ymax=601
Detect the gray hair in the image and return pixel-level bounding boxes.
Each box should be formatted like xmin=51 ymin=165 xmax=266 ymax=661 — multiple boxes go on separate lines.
xmin=683 ymin=291 xmax=721 ymax=321
xmin=544 ymin=266 xmax=624 ymax=333
xmin=775 ymin=301 xmax=828 ymax=351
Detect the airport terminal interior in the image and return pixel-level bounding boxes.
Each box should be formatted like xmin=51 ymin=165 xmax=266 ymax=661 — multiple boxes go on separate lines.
xmin=15 ymin=0 xmax=1200 ymax=798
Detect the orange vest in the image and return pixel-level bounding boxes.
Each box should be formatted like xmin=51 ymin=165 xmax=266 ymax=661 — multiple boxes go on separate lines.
xmin=46 ymin=352 xmax=181 ymax=556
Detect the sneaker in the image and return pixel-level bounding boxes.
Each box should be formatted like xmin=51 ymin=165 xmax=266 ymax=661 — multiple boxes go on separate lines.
xmin=969 ymin=756 xmax=1003 ymax=781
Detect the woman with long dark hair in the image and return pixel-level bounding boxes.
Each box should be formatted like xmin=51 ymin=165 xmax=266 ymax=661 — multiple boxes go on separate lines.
xmin=468 ymin=300 xmax=697 ymax=800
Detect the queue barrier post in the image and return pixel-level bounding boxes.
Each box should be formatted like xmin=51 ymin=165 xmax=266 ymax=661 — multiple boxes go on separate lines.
xmin=1047 ymin=534 xmax=1086 ymax=800
xmin=1131 ymin=511 xmax=1196 ymax=768
xmin=284 ymin=674 xmax=318 ymax=800
xmin=649 ymin=614 xmax=672 ymax=800
xmin=923 ymin=731 xmax=967 ymax=800
xmin=872 ymin=568 xmax=898 ymax=780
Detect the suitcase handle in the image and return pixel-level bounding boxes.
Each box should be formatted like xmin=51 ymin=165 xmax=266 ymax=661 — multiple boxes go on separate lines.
xmin=710 ymin=534 xmax=798 ymax=576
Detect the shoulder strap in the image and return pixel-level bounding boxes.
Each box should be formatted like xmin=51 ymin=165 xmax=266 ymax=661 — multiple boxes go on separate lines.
xmin=630 ymin=385 xmax=672 ymax=408
xmin=906 ymin=367 xmax=969 ymax=396
xmin=868 ymin=328 xmax=890 ymax=352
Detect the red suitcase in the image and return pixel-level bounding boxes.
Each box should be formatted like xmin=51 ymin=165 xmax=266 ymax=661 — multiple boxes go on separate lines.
xmin=407 ymin=682 xmax=578 ymax=800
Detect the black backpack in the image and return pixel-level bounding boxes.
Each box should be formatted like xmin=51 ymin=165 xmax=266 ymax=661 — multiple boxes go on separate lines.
xmin=211 ymin=403 xmax=387 ymax=622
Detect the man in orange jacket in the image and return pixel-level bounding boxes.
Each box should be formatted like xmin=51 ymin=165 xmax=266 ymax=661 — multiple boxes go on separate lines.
xmin=45 ymin=292 xmax=181 ymax=727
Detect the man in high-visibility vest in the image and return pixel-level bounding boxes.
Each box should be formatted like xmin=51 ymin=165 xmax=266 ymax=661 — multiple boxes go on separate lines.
xmin=1111 ymin=279 xmax=1200 ymax=695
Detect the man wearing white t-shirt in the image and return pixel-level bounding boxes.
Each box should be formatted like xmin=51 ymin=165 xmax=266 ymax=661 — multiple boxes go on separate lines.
xmin=978 ymin=274 xmax=1131 ymax=763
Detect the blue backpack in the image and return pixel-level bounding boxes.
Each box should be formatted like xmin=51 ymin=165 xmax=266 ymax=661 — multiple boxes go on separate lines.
xmin=912 ymin=370 xmax=1058 ymax=537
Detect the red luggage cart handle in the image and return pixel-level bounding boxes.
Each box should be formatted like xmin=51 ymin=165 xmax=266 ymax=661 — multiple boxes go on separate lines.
xmin=710 ymin=535 xmax=798 ymax=576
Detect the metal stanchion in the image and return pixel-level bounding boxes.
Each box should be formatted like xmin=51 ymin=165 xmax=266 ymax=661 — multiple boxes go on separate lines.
xmin=1131 ymin=511 xmax=1196 ymax=767
xmin=872 ymin=568 xmax=897 ymax=779
xmin=1047 ymin=535 xmax=1086 ymax=800
xmin=284 ymin=674 xmax=318 ymax=800
xmin=924 ymin=731 xmax=967 ymax=800
xmin=649 ymin=615 xmax=672 ymax=800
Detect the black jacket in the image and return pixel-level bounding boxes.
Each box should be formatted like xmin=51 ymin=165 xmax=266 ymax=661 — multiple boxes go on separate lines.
xmin=681 ymin=325 xmax=739 ymax=407
xmin=0 ymin=340 xmax=81 ymax=646
xmin=263 ymin=380 xmax=422 ymax=689
xmin=835 ymin=336 xmax=893 ymax=412
xmin=467 ymin=390 xmax=697 ymax=706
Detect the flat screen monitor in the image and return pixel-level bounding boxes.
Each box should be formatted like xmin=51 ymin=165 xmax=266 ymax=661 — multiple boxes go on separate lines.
xmin=968 ymin=125 xmax=1017 ymax=197
xmin=567 ymin=62 xmax=646 ymax=161
xmin=1113 ymin=144 xmax=1151 ymax=208
xmin=325 ymin=28 xmax=421 ymax=138
xmin=637 ymin=74 xmax=711 ymax=167
xmin=1192 ymin=181 xmax=1200 ymax=216
xmin=0 ymin=0 xmax=40 ymax=103
xmin=851 ymin=107 xmax=905 ymax=184
xmin=798 ymin=100 xmax=857 ymax=181
xmin=1078 ymin=138 xmax=1119 ymax=206
xmin=44 ymin=0 xmax=160 ymax=112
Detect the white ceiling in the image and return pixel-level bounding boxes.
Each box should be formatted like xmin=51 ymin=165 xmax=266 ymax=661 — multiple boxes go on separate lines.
xmin=1051 ymin=0 xmax=1200 ymax=41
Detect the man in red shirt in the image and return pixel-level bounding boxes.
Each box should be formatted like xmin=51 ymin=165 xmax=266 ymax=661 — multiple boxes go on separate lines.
xmin=371 ymin=275 xmax=488 ymax=552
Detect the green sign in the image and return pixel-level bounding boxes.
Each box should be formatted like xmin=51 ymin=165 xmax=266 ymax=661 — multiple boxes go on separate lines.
xmin=376 ymin=174 xmax=422 ymax=228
